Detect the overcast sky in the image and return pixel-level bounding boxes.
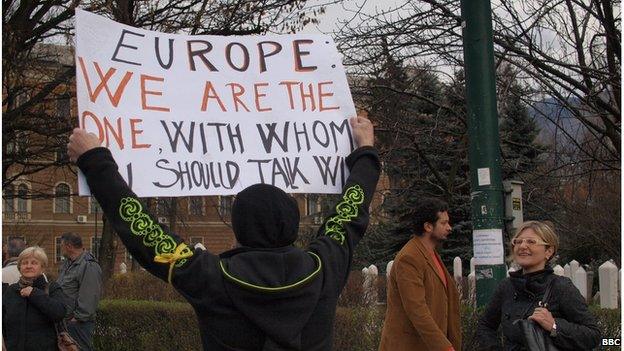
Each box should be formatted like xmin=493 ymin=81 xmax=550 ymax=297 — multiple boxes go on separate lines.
xmin=300 ymin=0 xmax=401 ymax=35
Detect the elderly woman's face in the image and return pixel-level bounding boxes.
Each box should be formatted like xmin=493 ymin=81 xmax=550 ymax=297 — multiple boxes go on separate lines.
xmin=19 ymin=256 xmax=44 ymax=279
xmin=512 ymin=228 xmax=554 ymax=273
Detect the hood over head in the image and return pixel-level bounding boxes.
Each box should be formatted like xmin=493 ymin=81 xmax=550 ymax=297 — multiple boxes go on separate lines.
xmin=232 ymin=183 xmax=299 ymax=248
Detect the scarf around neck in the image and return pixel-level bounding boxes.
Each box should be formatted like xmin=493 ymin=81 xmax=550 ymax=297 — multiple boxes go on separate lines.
xmin=18 ymin=274 xmax=47 ymax=291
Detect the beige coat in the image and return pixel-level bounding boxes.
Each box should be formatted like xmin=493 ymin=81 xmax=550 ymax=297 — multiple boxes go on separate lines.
xmin=379 ymin=237 xmax=462 ymax=351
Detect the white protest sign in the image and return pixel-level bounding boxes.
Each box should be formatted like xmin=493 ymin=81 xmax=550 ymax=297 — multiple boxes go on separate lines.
xmin=75 ymin=9 xmax=357 ymax=197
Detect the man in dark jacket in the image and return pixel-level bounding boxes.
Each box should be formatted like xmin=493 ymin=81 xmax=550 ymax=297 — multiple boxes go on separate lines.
xmin=67 ymin=116 xmax=380 ymax=351
xmin=57 ymin=232 xmax=102 ymax=351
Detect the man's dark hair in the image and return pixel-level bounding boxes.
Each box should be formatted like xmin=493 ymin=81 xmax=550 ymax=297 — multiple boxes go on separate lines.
xmin=61 ymin=232 xmax=83 ymax=248
xmin=413 ymin=198 xmax=449 ymax=236
xmin=7 ymin=238 xmax=26 ymax=258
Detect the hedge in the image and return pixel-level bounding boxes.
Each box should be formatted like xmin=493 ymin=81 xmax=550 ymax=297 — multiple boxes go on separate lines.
xmin=94 ymin=300 xmax=201 ymax=351
xmin=103 ymin=272 xmax=185 ymax=302
xmin=94 ymin=299 xmax=620 ymax=350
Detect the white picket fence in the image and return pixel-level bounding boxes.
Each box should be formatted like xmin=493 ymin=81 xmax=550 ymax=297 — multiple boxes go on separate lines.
xmin=358 ymin=258 xmax=620 ymax=309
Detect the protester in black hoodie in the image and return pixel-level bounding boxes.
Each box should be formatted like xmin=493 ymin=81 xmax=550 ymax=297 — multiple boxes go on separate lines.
xmin=67 ymin=116 xmax=380 ymax=351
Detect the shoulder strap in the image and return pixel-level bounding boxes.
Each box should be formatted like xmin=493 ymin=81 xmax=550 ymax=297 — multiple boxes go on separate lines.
xmin=520 ymin=274 xmax=556 ymax=318
xmin=540 ymin=274 xmax=557 ymax=307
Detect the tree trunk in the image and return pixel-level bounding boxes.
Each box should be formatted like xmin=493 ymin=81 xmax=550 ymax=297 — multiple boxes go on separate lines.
xmin=168 ymin=198 xmax=178 ymax=233
xmin=98 ymin=214 xmax=116 ymax=286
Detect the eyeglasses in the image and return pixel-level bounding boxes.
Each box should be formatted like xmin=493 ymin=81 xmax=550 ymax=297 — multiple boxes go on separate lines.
xmin=511 ymin=238 xmax=549 ymax=247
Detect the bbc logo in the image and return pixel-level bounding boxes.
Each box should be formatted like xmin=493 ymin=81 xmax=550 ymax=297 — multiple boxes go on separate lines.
xmin=602 ymin=338 xmax=621 ymax=346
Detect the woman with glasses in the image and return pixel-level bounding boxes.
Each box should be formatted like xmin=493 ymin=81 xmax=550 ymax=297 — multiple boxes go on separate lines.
xmin=476 ymin=221 xmax=600 ymax=350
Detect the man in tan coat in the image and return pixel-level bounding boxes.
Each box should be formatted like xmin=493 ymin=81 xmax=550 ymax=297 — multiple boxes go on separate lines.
xmin=379 ymin=198 xmax=461 ymax=351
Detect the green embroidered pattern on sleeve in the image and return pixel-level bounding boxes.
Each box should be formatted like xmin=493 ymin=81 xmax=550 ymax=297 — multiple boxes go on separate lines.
xmin=119 ymin=197 xmax=192 ymax=268
xmin=324 ymin=184 xmax=365 ymax=245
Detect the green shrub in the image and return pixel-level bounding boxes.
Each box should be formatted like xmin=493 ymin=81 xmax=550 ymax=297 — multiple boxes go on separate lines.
xmin=591 ymin=305 xmax=621 ymax=351
xmin=97 ymin=275 xmax=622 ymax=351
xmin=333 ymin=306 xmax=385 ymax=351
xmin=103 ymin=271 xmax=185 ymax=302
xmin=337 ymin=272 xmax=366 ymax=307
xmin=94 ymin=300 xmax=201 ymax=351
xmin=331 ymin=303 xmax=621 ymax=351
xmin=337 ymin=271 xmax=388 ymax=307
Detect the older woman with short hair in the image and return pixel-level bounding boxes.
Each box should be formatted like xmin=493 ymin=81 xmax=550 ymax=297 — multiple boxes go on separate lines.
xmin=477 ymin=221 xmax=601 ymax=350
xmin=2 ymin=246 xmax=68 ymax=351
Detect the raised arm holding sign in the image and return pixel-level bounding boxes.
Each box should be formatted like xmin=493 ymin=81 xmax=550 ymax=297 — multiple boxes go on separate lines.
xmin=68 ymin=115 xmax=380 ymax=351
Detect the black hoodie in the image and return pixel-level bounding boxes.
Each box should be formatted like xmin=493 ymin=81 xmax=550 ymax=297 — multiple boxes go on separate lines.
xmin=77 ymin=145 xmax=380 ymax=351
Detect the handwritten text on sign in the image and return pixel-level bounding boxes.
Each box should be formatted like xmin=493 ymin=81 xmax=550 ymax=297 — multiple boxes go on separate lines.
xmin=75 ymin=9 xmax=357 ymax=197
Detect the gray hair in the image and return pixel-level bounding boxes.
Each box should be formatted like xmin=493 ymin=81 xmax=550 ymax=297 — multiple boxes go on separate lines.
xmin=17 ymin=246 xmax=49 ymax=269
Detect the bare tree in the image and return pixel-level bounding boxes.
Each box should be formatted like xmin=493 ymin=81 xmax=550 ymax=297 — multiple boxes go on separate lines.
xmin=337 ymin=0 xmax=620 ymax=170
xmin=3 ymin=1 xmax=80 ymax=189
xmin=337 ymin=0 xmax=620 ymax=264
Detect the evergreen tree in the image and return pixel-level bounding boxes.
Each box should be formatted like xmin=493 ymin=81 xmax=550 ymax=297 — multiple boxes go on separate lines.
xmin=498 ymin=65 xmax=546 ymax=180
xmin=354 ymin=63 xmax=546 ymax=274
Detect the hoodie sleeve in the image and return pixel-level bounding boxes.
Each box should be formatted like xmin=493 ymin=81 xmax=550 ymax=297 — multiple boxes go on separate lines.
xmin=308 ymin=146 xmax=380 ymax=289
xmin=76 ymin=147 xmax=220 ymax=297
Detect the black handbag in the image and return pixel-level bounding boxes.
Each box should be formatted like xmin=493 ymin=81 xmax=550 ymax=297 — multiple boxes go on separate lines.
xmin=515 ymin=276 xmax=560 ymax=351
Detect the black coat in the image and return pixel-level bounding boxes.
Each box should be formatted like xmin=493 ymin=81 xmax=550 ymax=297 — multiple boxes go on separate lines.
xmin=2 ymin=276 xmax=68 ymax=351
xmin=477 ymin=268 xmax=601 ymax=350
xmin=77 ymin=146 xmax=381 ymax=350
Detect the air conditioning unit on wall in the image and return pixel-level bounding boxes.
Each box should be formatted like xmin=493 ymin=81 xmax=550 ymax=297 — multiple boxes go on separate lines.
xmin=158 ymin=217 xmax=169 ymax=224
xmin=76 ymin=215 xmax=88 ymax=223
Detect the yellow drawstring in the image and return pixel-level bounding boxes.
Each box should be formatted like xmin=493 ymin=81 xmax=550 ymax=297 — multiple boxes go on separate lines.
xmin=154 ymin=243 xmax=193 ymax=284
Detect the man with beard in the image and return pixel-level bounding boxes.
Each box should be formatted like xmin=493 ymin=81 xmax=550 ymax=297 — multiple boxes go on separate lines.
xmin=379 ymin=198 xmax=461 ymax=351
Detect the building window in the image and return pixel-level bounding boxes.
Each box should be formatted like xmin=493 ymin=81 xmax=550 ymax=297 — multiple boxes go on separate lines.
xmin=320 ymin=195 xmax=340 ymax=215
xmin=3 ymin=183 xmax=30 ymax=219
xmin=189 ymin=236 xmax=204 ymax=247
xmin=218 ymin=196 xmax=233 ymax=217
xmin=54 ymin=183 xmax=70 ymax=213
xmin=89 ymin=196 xmax=102 ymax=214
xmin=17 ymin=184 xmax=28 ymax=213
xmin=5 ymin=134 xmax=28 ymax=158
xmin=3 ymin=184 xmax=15 ymax=213
xmin=156 ymin=197 xmax=173 ymax=216
xmin=55 ymin=237 xmax=63 ymax=262
xmin=90 ymin=236 xmax=101 ymax=259
xmin=189 ymin=197 xmax=204 ymax=216
xmin=306 ymin=195 xmax=319 ymax=216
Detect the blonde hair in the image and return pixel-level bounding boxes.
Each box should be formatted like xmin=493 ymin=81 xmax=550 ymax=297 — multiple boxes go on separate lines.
xmin=17 ymin=246 xmax=49 ymax=270
xmin=510 ymin=221 xmax=559 ymax=262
